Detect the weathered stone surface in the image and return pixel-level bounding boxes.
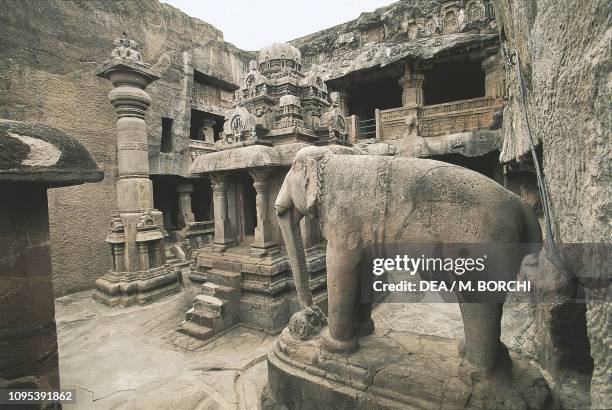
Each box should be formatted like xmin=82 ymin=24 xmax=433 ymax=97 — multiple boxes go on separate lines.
xmin=268 ymin=328 xmax=558 ymax=409
xmin=190 ymin=145 xmax=283 ymax=173
xmin=0 ymin=119 xmax=103 ymax=185
xmin=1 ymin=120 xmax=101 ymax=398
xmin=0 ymin=0 xmax=252 ymax=296
xmin=492 ymin=0 xmax=610 ymax=407
xmin=292 ymin=0 xmax=498 ymax=80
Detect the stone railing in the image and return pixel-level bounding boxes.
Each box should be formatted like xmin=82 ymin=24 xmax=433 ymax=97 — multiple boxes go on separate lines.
xmin=188 ymin=139 xmax=216 ymax=162
xmin=377 ymin=107 xmax=417 ymax=141
xmin=418 ymin=97 xmax=500 ymax=137
xmin=374 ymin=96 xmax=502 ymax=140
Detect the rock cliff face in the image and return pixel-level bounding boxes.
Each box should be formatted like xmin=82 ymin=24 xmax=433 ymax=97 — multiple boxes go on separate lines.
xmin=492 ymin=0 xmax=610 ymax=407
xmin=291 ymin=0 xmax=498 ymax=80
xmin=0 ymin=0 xmax=251 ymax=296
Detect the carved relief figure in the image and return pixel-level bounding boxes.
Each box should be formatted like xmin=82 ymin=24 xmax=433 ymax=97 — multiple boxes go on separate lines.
xmin=444 ymin=10 xmax=458 ymax=33
xmin=467 ymin=0 xmax=484 ymax=21
xmin=407 ymin=22 xmax=419 ymax=40
xmin=275 ymin=146 xmax=542 ymax=373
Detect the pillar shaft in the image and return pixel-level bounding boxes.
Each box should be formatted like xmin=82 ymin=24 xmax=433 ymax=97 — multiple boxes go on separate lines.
xmin=109 ymin=72 xmax=156 ymax=212
xmin=177 ymin=182 xmax=195 ymax=227
xmin=211 ymin=173 xmax=235 ymax=249
xmin=399 ymin=66 xmax=425 ymax=107
xmin=249 ymin=168 xmax=277 ymax=252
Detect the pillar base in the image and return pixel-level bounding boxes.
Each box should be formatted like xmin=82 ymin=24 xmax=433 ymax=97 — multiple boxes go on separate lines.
xmin=212 ymin=238 xmax=235 ymax=252
xmin=250 ymin=241 xmax=281 ymax=257
xmin=93 ymin=264 xmax=181 ymax=307
xmin=268 ymin=329 xmax=559 ymax=410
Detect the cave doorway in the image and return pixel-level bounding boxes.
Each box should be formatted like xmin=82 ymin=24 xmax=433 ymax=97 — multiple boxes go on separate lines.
xmin=236 ymin=172 xmax=257 ymax=244
xmin=423 ymin=58 xmax=485 ymax=105
xmin=346 ymin=76 xmax=402 ymax=120
xmin=151 ymin=175 xmax=180 ymax=231
xmin=192 ymin=179 xmax=213 ymax=221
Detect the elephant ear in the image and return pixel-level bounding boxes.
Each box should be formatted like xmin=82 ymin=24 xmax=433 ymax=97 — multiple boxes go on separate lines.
xmin=304 ymin=157 xmax=321 ymax=219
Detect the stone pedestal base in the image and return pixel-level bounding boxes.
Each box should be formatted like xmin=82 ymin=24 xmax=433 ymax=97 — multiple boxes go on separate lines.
xmin=93 ymin=264 xmax=180 ymax=307
xmin=268 ymin=328 xmax=559 ymax=410
xmin=181 ymin=245 xmax=327 ymax=339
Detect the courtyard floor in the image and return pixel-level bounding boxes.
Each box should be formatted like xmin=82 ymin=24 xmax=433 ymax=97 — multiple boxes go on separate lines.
xmin=55 ymin=284 xmax=587 ymax=409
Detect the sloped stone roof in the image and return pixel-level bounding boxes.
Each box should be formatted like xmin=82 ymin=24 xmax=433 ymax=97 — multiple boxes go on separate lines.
xmin=0 ymin=119 xmax=103 ymax=186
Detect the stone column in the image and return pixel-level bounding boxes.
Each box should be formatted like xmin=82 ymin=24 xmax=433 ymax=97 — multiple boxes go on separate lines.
xmin=94 ymin=38 xmax=180 ymax=306
xmin=398 ymin=65 xmax=425 ymax=138
xmin=398 ymin=65 xmax=425 ymax=107
xmin=177 ymin=182 xmax=195 ymax=228
xmin=482 ymin=54 xmax=504 ymax=99
xmin=199 ymin=118 xmax=217 ymax=144
xmin=211 ymin=172 xmax=235 ymax=250
xmin=249 ymin=168 xmax=278 ymax=256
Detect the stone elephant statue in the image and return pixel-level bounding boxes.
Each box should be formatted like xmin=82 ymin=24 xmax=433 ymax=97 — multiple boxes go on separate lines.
xmin=275 ymin=146 xmax=542 ymax=373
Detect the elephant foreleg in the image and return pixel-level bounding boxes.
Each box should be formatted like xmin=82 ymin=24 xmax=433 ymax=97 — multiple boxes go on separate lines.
xmin=356 ymin=262 xmax=375 ymax=337
xmin=321 ymin=243 xmax=362 ymax=353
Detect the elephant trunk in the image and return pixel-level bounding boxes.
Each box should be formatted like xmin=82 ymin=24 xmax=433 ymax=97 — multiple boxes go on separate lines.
xmin=277 ymin=206 xmax=313 ymax=309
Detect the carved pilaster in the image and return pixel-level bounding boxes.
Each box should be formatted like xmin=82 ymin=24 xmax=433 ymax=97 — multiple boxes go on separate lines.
xmin=482 ymin=54 xmax=504 ymax=99
xmin=249 ymin=168 xmax=279 ymax=256
xmin=210 ymin=173 xmax=235 ymax=250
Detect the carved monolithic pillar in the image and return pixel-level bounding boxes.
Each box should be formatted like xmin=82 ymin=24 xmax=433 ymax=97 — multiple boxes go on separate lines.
xmin=249 ymin=168 xmax=278 ymax=256
xmin=398 ymin=65 xmax=425 ymax=107
xmin=398 ymin=65 xmax=425 ymax=138
xmin=94 ymin=38 xmax=180 ymax=307
xmin=177 ymin=182 xmax=195 ymax=227
xmin=482 ymin=54 xmax=505 ymax=99
xmin=211 ymin=172 xmax=235 ymax=250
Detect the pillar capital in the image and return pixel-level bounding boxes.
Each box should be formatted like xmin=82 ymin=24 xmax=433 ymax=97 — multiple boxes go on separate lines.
xmin=249 ymin=168 xmax=273 ymax=184
xmin=177 ymin=182 xmax=194 ymax=194
xmin=96 ymin=38 xmax=160 ymax=120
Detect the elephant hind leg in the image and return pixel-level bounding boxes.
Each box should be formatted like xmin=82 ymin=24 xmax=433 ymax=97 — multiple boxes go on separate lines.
xmin=459 ymin=302 xmax=507 ymax=372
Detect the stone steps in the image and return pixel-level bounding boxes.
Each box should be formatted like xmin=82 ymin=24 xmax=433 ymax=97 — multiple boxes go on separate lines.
xmin=201 ymin=282 xmax=239 ymax=301
xmin=180 ymin=268 xmax=242 ymax=340
xmin=177 ymin=319 xmax=214 ymax=340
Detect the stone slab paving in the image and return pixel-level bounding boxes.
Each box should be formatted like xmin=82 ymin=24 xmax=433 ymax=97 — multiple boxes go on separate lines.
xmin=55 ymin=287 xmax=587 ymax=409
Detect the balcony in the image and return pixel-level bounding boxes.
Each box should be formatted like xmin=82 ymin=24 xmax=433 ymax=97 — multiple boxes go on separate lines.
xmin=346 ymin=96 xmax=503 ymax=142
